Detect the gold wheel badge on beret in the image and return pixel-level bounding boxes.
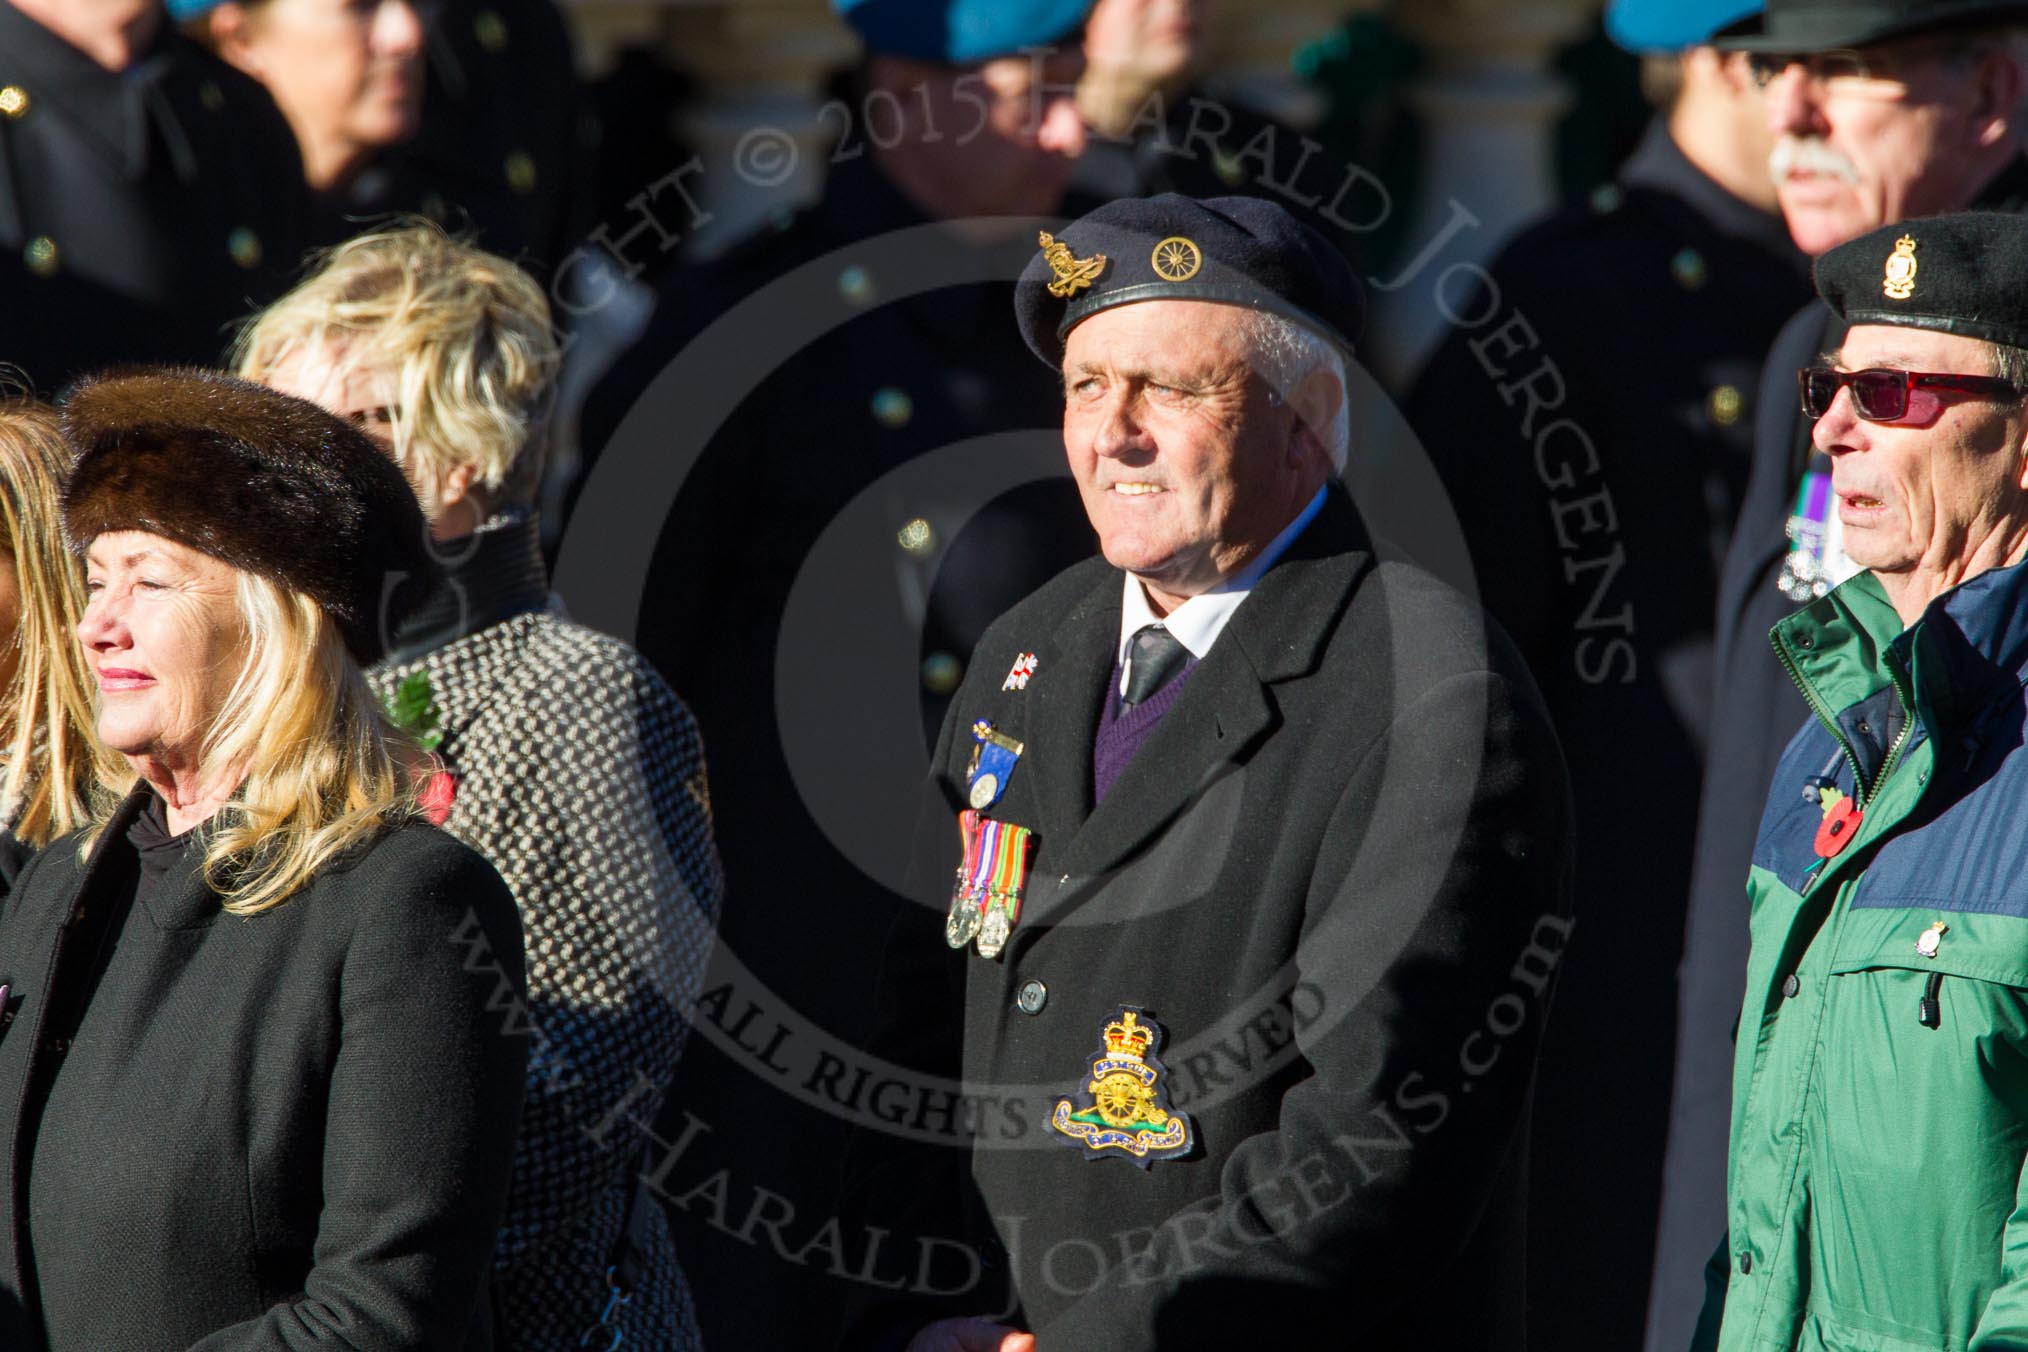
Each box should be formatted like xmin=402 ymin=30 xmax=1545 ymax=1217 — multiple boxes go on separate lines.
xmin=1151 ymin=235 xmax=1203 ymax=282
xmin=1884 ymin=234 xmax=1918 ymax=300
xmin=1039 ymin=231 xmax=1107 ymax=299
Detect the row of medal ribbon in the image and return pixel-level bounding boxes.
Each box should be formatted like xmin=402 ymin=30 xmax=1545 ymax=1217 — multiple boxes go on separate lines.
xmin=948 ymin=719 xmax=1032 ymax=959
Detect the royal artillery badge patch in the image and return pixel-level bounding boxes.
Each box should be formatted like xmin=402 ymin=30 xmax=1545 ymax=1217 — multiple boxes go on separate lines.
xmin=1049 ymin=1007 xmax=1193 ymax=1166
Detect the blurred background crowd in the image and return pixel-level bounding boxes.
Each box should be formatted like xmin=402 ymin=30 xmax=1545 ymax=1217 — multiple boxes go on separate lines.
xmin=0 ymin=0 xmax=1990 ymax=1346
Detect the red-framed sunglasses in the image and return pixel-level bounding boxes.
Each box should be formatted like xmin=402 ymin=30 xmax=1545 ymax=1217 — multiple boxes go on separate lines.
xmin=1799 ymin=366 xmax=2025 ymax=423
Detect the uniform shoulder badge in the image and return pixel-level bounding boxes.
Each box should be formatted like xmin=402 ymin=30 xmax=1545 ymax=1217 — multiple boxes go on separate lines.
xmin=1050 ymin=1007 xmax=1194 ymax=1166
xmin=1883 ymin=234 xmax=1919 ymax=300
xmin=1039 ymin=232 xmax=1107 ymax=299
xmin=1002 ymin=652 xmax=1037 ymax=691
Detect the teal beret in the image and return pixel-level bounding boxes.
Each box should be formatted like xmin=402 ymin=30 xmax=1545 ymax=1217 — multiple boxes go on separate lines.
xmin=835 ymin=0 xmax=1093 ymax=63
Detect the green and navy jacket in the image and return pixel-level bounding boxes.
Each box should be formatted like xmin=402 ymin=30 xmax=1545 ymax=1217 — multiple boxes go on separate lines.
xmin=1698 ymin=557 xmax=2028 ymax=1352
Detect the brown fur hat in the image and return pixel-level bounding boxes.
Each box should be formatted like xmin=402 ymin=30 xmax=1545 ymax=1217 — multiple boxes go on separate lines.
xmin=60 ymin=367 xmax=432 ymax=665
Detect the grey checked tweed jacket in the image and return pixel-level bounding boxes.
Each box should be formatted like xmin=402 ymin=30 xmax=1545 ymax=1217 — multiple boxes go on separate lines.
xmin=373 ymin=596 xmax=721 ymax=1351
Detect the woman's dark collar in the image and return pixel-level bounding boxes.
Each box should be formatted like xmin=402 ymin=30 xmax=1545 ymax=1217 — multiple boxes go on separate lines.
xmin=382 ymin=510 xmax=550 ymax=667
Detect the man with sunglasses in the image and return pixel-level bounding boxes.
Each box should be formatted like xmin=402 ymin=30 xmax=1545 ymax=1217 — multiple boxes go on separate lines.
xmin=1658 ymin=5 xmax=2028 ymax=1342
xmin=1693 ymin=210 xmax=2028 ymax=1350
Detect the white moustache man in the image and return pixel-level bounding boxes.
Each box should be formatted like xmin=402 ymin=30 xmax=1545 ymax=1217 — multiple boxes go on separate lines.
xmin=1659 ymin=0 xmax=2028 ymax=1343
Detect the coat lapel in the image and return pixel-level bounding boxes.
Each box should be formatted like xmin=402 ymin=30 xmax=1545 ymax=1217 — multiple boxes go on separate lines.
xmin=1050 ymin=487 xmax=1371 ymax=886
xmin=1016 ymin=570 xmax=1120 ymax=851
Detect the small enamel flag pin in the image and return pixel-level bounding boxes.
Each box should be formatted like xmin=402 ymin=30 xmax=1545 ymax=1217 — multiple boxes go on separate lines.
xmin=1003 ymin=652 xmax=1038 ymax=691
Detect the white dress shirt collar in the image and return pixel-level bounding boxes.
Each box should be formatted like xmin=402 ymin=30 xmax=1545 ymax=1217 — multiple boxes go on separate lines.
xmin=1116 ymin=486 xmax=1328 ymax=677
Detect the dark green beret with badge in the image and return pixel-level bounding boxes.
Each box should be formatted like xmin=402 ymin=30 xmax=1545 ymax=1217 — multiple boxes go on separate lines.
xmin=1013 ymin=193 xmax=1366 ymax=368
xmin=1814 ymin=211 xmax=2028 ymax=346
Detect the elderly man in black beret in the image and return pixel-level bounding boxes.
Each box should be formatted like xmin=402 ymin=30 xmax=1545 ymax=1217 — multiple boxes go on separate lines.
xmin=859 ymin=194 xmax=1574 ymax=1352
xmin=1692 ymin=211 xmax=2028 ymax=1348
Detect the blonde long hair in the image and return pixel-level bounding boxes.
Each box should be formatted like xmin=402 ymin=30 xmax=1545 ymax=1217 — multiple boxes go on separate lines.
xmin=87 ymin=570 xmax=423 ymax=915
xmin=0 ymin=401 xmax=117 ymax=846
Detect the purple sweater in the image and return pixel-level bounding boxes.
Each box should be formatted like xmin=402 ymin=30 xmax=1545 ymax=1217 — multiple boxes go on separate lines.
xmin=1092 ymin=655 xmax=1201 ymax=803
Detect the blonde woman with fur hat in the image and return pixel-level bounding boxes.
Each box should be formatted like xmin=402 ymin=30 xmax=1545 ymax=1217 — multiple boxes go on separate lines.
xmin=0 ymin=367 xmax=529 ymax=1351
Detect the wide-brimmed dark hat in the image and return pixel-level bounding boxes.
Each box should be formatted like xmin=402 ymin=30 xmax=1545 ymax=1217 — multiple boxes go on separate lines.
xmin=1013 ymin=193 xmax=1364 ymax=368
xmin=60 ymin=367 xmax=432 ymax=666
xmin=1716 ymin=0 xmax=2028 ymax=51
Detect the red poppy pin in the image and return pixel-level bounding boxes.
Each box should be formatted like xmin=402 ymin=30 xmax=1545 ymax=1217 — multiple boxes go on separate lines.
xmin=420 ymin=769 xmax=458 ymax=826
xmin=1814 ymin=787 xmax=1862 ymax=858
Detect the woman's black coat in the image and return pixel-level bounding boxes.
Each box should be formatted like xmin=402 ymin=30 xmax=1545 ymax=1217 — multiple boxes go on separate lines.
xmin=0 ymin=785 xmax=529 ymax=1350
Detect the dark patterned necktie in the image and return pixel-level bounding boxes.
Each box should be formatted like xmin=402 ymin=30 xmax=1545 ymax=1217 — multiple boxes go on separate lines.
xmin=1123 ymin=624 xmax=1189 ymax=706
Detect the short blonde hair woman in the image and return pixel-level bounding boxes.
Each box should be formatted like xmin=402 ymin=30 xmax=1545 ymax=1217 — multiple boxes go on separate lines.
xmin=242 ymin=224 xmax=721 ymax=1350
xmin=234 ymin=220 xmax=557 ymax=537
xmin=0 ymin=401 xmax=113 ymax=874
xmin=0 ymin=367 xmax=529 ymax=1350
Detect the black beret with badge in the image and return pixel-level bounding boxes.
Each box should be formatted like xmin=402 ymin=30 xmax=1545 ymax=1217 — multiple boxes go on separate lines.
xmin=1814 ymin=211 xmax=2028 ymax=345
xmin=1013 ymin=193 xmax=1366 ymax=368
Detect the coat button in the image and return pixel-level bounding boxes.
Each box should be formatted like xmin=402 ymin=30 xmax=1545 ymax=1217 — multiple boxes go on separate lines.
xmin=871 ymin=387 xmax=913 ymax=428
xmin=1782 ymin=973 xmax=1800 ymax=999
xmin=0 ymin=85 xmax=28 ymax=119
xmin=1016 ymin=980 xmax=1047 ymax=1015
xmin=1707 ymin=384 xmax=1743 ymax=426
xmin=838 ymin=265 xmax=875 ymax=306
xmin=23 ymin=235 xmax=57 ymax=277
xmin=1738 ymin=1251 xmax=1752 ymax=1274
xmin=1671 ymin=247 xmax=1708 ymax=290
xmin=227 ymin=227 xmax=262 ymax=269
xmin=896 ymin=517 xmax=935 ymax=557
xmin=504 ymin=150 xmax=537 ymax=194
xmin=921 ymin=653 xmax=962 ymax=694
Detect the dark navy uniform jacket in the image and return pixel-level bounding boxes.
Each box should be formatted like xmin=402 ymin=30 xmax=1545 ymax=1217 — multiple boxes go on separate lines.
xmin=1400 ymin=115 xmax=1810 ymax=1352
xmin=0 ymin=4 xmax=309 ymax=392
xmin=322 ymin=0 xmax=586 ymax=280
xmin=1653 ymin=152 xmax=2028 ymax=1350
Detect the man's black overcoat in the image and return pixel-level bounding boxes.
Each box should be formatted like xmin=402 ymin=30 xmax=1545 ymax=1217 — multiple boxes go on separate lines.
xmin=866 ymin=486 xmax=1575 ymax=1350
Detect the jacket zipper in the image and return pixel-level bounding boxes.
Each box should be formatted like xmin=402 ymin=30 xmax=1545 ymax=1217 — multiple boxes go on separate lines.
xmin=1866 ymin=652 xmax=1917 ymax=810
xmin=1774 ymin=639 xmax=1916 ymax=812
xmin=1775 ymin=641 xmax=1865 ymax=801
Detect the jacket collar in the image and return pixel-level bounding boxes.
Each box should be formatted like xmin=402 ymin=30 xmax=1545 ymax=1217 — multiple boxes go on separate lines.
xmin=381 ymin=512 xmax=550 ymax=667
xmin=1776 ymin=554 xmax=2028 ymax=753
xmin=1621 ymin=116 xmax=1801 ymax=262
xmin=105 ymin=782 xmax=221 ymax=932
xmin=0 ymin=6 xmax=194 ymax=182
xmin=1025 ymin=483 xmax=1370 ymax=885
xmin=1973 ymin=152 xmax=2028 ymax=215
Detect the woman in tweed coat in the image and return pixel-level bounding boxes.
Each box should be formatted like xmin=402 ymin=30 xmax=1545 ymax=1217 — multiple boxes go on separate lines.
xmin=241 ymin=225 xmax=723 ymax=1351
